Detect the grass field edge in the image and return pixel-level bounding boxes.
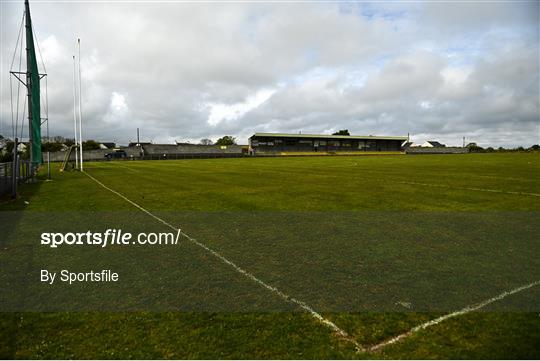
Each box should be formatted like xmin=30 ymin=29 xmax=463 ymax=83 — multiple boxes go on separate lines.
xmin=369 ymin=280 xmax=540 ymax=352
xmin=83 ymin=170 xmax=366 ymax=353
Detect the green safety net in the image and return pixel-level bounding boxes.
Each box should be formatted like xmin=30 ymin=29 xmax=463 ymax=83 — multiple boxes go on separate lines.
xmin=25 ymin=1 xmax=42 ymax=165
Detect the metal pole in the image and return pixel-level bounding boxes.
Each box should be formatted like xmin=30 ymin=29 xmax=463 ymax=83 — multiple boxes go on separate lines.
xmin=72 ymin=55 xmax=79 ymax=169
xmin=24 ymin=1 xmax=33 ymax=168
xmin=47 ymin=151 xmax=50 ymax=179
xmin=78 ymin=38 xmax=83 ymax=172
xmin=12 ymin=138 xmax=18 ymax=199
xmin=46 ymin=90 xmax=50 ymax=180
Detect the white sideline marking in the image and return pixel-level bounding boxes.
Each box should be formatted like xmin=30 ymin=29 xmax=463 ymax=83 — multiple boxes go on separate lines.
xmin=370 ymin=280 xmax=540 ymax=352
xmin=397 ymin=181 xmax=540 ymax=198
xmin=85 ymin=163 xmax=140 ymax=173
xmin=83 ymin=171 xmax=364 ymax=352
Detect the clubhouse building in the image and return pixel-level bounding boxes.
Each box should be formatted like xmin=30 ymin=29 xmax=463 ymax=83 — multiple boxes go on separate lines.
xmin=249 ymin=133 xmax=408 ymax=154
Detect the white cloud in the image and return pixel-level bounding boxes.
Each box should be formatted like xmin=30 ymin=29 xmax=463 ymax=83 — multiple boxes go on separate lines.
xmin=0 ymin=1 xmax=537 ymax=147
xmin=103 ymin=92 xmax=130 ymax=124
xmin=206 ymin=88 xmax=275 ymax=126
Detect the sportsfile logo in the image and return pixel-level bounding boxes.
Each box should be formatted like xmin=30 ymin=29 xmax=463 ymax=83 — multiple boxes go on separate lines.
xmin=40 ymin=229 xmax=182 ymax=248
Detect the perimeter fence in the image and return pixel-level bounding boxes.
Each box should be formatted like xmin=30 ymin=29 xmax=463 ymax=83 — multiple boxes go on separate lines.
xmin=0 ymin=160 xmax=37 ymax=197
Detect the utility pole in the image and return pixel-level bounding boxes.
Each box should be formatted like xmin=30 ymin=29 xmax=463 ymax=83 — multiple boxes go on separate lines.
xmin=137 ymin=128 xmax=140 ymax=145
xmin=463 ymin=137 xmax=465 ymax=148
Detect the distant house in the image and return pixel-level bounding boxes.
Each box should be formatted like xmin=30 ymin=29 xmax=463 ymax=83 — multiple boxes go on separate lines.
xmin=99 ymin=142 xmax=116 ymax=149
xmin=421 ymin=141 xmax=446 ymax=148
xmin=401 ymin=141 xmax=417 ymax=148
xmin=16 ymin=142 xmax=27 ymax=152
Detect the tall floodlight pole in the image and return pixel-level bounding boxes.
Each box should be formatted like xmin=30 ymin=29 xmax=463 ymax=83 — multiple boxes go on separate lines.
xmin=72 ymin=55 xmax=79 ymax=169
xmin=78 ymin=38 xmax=83 ymax=171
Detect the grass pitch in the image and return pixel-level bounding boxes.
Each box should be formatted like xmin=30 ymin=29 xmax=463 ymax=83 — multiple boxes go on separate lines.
xmin=1 ymin=153 xmax=539 ymax=358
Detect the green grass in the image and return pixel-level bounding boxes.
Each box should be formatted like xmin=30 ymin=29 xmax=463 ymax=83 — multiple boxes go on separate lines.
xmin=1 ymin=153 xmax=539 ymax=359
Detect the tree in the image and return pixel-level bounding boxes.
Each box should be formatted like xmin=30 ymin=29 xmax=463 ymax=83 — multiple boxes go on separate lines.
xmin=466 ymin=142 xmax=484 ymax=152
xmin=215 ymin=136 xmax=236 ymax=146
xmin=200 ymin=138 xmax=213 ymax=145
xmin=530 ymin=144 xmax=540 ymax=151
xmin=42 ymin=142 xmax=64 ymax=152
xmin=5 ymin=141 xmax=14 ymax=155
xmin=332 ymin=129 xmax=350 ymax=136
xmin=82 ymin=140 xmax=101 ymax=151
xmin=0 ymin=140 xmax=14 ymax=162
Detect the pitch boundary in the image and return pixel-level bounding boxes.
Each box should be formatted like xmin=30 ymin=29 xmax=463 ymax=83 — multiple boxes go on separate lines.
xmin=83 ymin=170 xmax=364 ymax=352
xmin=370 ymin=280 xmax=540 ymax=352
xmin=396 ymin=180 xmax=540 ymax=198
xmin=82 ymin=168 xmax=538 ymax=355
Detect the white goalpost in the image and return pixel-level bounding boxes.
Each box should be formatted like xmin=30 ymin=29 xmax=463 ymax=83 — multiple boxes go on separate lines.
xmin=78 ymin=38 xmax=84 ymax=171
xmin=71 ymin=38 xmax=84 ymax=171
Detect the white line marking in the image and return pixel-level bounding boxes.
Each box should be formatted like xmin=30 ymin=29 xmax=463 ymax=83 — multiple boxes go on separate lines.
xmin=85 ymin=163 xmax=140 ymax=172
xmin=370 ymin=280 xmax=540 ymax=352
xmin=397 ymin=181 xmax=540 ymax=198
xmin=83 ymin=171 xmax=364 ymax=352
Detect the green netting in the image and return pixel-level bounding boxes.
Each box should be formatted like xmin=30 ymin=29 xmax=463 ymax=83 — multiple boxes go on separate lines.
xmin=25 ymin=2 xmax=41 ymax=165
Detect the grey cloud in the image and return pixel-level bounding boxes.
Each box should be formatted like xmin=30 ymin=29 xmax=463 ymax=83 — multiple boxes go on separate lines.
xmin=0 ymin=1 xmax=538 ymax=147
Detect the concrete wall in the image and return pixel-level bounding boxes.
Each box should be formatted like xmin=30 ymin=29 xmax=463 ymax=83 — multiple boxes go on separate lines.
xmin=45 ymin=144 xmax=246 ymax=162
xmin=143 ymin=144 xmax=245 ymax=155
xmin=45 ymin=148 xmax=141 ymax=162
xmin=405 ymin=147 xmax=468 ymax=154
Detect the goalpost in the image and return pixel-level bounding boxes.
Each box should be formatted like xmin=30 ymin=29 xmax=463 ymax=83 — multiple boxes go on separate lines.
xmin=69 ymin=39 xmax=84 ymax=172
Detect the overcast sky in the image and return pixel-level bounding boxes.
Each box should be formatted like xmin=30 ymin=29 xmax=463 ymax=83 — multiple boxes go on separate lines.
xmin=1 ymin=1 xmax=538 ymax=147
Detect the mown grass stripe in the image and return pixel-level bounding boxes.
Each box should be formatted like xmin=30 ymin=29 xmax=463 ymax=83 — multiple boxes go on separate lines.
xmin=83 ymin=170 xmax=365 ymax=353
xmin=397 ymin=180 xmax=540 ymax=197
